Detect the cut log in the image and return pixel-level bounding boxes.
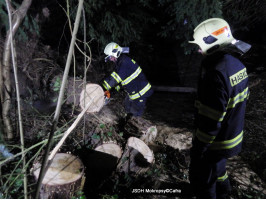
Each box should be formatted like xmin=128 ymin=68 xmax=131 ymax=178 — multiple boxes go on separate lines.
xmin=79 ymin=83 xmax=105 ymax=113
xmin=152 ymin=86 xmax=197 ymax=93
xmin=51 ymin=75 xmax=105 ymax=111
xmin=95 ymin=142 xmax=123 ymax=159
xmin=117 ymin=137 xmax=154 ymax=176
xmin=125 ymin=116 xmax=157 ymax=144
xmin=33 ymin=153 xmax=85 ymax=199
xmin=156 ymin=125 xmax=193 ymax=151
xmin=84 ymin=123 xmax=124 ymax=160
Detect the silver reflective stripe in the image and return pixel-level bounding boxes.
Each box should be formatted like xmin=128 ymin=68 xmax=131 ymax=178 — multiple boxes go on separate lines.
xmin=111 ymin=72 xmax=122 ymax=84
xmin=227 ymin=87 xmax=249 ymax=109
xmin=121 ymin=67 xmax=142 ymax=86
xmin=129 ymin=83 xmax=151 ymax=100
xmin=209 ymin=131 xmax=243 ymax=150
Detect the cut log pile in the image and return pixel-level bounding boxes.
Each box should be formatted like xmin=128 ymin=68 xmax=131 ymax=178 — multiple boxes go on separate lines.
xmin=33 ymin=83 xmax=158 ymax=198
xmin=77 ymin=84 xmax=158 ymax=176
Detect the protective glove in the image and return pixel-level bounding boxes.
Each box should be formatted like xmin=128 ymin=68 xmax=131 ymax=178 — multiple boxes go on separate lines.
xmin=104 ymin=90 xmax=111 ymax=98
xmin=104 ymin=90 xmax=111 ymax=105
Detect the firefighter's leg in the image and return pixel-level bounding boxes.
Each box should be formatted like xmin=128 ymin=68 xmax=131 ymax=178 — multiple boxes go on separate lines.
xmin=126 ymin=97 xmax=147 ymax=117
xmin=189 ymin=156 xmax=217 ymax=198
xmin=124 ymin=96 xmax=132 ymax=115
xmin=216 ymin=159 xmax=231 ymax=199
xmin=190 ymin=154 xmax=230 ymax=198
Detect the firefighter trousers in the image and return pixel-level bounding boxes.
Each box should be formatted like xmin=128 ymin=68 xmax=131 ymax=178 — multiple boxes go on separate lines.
xmin=189 ymin=153 xmax=231 ymax=198
xmin=124 ymin=96 xmax=147 ymax=117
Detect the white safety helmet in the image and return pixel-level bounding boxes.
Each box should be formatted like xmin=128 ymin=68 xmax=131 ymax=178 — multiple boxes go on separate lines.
xmin=104 ymin=42 xmax=129 ymax=62
xmin=189 ymin=18 xmax=235 ymax=55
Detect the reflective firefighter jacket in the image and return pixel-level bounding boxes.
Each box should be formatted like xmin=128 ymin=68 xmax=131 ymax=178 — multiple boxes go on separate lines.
xmin=102 ymin=54 xmax=153 ymax=100
xmin=193 ymin=52 xmax=249 ymax=158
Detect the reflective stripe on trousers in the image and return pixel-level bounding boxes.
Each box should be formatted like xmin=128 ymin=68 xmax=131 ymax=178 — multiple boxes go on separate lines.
xmin=129 ymin=83 xmax=151 ymax=100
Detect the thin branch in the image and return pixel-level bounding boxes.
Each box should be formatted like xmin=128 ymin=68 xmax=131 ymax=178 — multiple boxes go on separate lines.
xmin=0 ymin=132 xmax=64 ymax=167
xmin=48 ymin=97 xmax=95 ymax=161
xmin=5 ymin=0 xmax=27 ymax=198
xmin=82 ymin=6 xmax=87 ymax=145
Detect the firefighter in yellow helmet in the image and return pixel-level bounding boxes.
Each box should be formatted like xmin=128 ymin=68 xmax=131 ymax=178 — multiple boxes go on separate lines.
xmin=188 ymin=18 xmax=250 ymax=198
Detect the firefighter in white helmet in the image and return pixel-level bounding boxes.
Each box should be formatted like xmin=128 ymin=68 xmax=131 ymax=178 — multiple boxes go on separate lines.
xmin=102 ymin=42 xmax=153 ymax=118
xmin=188 ymin=18 xmax=250 ymax=198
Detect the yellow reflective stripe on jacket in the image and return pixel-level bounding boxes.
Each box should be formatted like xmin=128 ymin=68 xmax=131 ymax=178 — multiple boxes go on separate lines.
xmin=129 ymin=83 xmax=151 ymax=100
xmin=111 ymin=72 xmax=122 ymax=84
xmin=195 ymin=100 xmax=226 ymax=122
xmin=217 ymin=171 xmax=228 ymax=182
xmin=103 ymin=80 xmax=111 ymax=90
xmin=195 ymin=129 xmax=216 ymax=144
xmin=121 ymin=67 xmax=142 ymax=86
xmin=210 ymin=131 xmax=243 ymax=150
xmin=227 ymin=87 xmax=249 ymax=109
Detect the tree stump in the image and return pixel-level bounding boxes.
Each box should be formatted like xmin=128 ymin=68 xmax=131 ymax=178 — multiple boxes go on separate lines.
xmin=117 ymin=137 xmax=154 ymax=176
xmin=33 ymin=153 xmax=85 ymax=199
xmin=87 ymin=123 xmax=124 ymax=160
xmin=125 ymin=116 xmax=157 ymax=144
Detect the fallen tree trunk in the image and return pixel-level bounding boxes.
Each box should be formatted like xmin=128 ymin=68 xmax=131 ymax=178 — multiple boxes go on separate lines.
xmin=33 ymin=153 xmax=85 ymax=199
xmin=125 ymin=116 xmax=157 ymax=144
xmin=152 ymin=86 xmax=197 ymax=93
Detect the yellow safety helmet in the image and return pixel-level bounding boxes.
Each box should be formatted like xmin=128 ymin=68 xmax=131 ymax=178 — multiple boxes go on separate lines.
xmin=189 ymin=18 xmax=235 ymax=55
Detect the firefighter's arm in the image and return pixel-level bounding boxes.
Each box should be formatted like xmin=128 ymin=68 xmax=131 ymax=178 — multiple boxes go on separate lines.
xmin=102 ymin=69 xmax=125 ymax=91
xmin=193 ymin=71 xmax=228 ymax=157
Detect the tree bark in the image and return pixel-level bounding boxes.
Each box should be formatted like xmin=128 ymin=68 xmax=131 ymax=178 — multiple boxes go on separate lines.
xmin=125 ymin=116 xmax=157 ymax=144
xmin=1 ymin=0 xmax=32 ymax=139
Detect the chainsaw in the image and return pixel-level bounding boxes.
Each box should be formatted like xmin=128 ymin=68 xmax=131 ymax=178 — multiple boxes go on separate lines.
xmin=104 ymin=90 xmax=111 ymax=105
